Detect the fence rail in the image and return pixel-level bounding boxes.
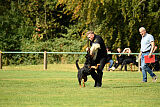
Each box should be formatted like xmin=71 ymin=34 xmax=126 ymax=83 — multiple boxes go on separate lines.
xmin=0 ymin=51 xmax=160 ymax=71
xmin=1 ymin=51 xmax=86 ymax=54
xmin=1 ymin=51 xmax=160 ymax=55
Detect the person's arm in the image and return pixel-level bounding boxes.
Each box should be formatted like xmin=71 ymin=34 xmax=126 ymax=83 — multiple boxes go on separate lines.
xmin=123 ymin=48 xmax=131 ymax=56
xmin=128 ymin=48 xmax=131 ymax=56
xmin=149 ymin=41 xmax=154 ymax=58
xmin=122 ymin=48 xmax=126 ymax=53
xmin=128 ymin=48 xmax=131 ymax=53
xmin=153 ymin=46 xmax=157 ymax=53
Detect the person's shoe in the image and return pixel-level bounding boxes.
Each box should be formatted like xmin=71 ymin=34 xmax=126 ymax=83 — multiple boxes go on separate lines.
xmin=110 ymin=67 xmax=115 ymax=71
xmin=152 ymin=76 xmax=158 ymax=82
xmin=95 ymin=85 xmax=102 ymax=88
xmin=94 ymin=82 xmax=102 ymax=87
xmin=141 ymin=81 xmax=147 ymax=83
xmin=94 ymin=81 xmax=97 ymax=87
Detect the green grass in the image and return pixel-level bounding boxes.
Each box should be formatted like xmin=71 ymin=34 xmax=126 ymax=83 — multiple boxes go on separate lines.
xmin=0 ymin=64 xmax=160 ymax=107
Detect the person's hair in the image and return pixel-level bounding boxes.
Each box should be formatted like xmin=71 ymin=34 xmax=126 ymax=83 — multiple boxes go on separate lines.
xmin=117 ymin=47 xmax=121 ymax=50
xmin=139 ymin=27 xmax=146 ymax=31
xmin=86 ymin=31 xmax=94 ymax=36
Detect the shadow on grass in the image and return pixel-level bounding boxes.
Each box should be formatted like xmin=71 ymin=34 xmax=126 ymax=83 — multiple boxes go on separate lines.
xmin=103 ymin=82 xmax=160 ymax=88
xmin=112 ymin=85 xmax=144 ymax=88
xmin=109 ymin=82 xmax=160 ymax=88
xmin=102 ymin=85 xmax=145 ymax=89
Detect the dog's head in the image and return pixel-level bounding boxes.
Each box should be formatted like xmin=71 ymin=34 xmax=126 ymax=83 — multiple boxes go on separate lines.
xmin=84 ymin=51 xmax=94 ymax=67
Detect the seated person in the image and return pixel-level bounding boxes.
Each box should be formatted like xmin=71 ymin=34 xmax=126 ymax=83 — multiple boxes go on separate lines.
xmin=110 ymin=48 xmax=125 ymax=70
xmin=120 ymin=48 xmax=138 ymax=71
xmin=106 ymin=47 xmax=114 ymax=71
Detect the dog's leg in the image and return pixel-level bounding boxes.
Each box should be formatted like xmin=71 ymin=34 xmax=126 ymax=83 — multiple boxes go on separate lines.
xmin=83 ymin=80 xmax=85 ymax=87
xmin=96 ymin=64 xmax=100 ymax=69
xmin=79 ymin=82 xmax=82 ymax=88
xmin=79 ymin=84 xmax=82 ymax=88
xmin=90 ymin=64 xmax=100 ymax=70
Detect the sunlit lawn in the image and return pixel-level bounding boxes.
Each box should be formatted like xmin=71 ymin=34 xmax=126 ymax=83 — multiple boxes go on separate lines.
xmin=0 ymin=64 xmax=160 ymax=107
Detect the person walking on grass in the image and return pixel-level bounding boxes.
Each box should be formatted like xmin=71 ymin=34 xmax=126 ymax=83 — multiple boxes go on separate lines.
xmin=138 ymin=27 xmax=157 ymax=82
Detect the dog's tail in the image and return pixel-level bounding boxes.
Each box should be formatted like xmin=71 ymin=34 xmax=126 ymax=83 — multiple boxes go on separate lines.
xmin=76 ymin=60 xmax=80 ymax=70
xmin=76 ymin=59 xmax=82 ymax=87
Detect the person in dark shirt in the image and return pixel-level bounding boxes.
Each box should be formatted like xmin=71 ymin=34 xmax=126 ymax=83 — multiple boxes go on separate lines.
xmin=120 ymin=48 xmax=138 ymax=71
xmin=110 ymin=48 xmax=125 ymax=70
xmin=86 ymin=31 xmax=107 ymax=87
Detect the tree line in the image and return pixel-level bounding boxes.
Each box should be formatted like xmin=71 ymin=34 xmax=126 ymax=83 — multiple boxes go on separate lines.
xmin=0 ymin=0 xmax=160 ymax=65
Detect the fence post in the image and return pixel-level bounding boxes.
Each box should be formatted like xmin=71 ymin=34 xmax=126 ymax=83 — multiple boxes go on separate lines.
xmin=44 ymin=51 xmax=47 ymax=70
xmin=0 ymin=51 xmax=2 ymax=69
xmin=138 ymin=58 xmax=141 ymax=72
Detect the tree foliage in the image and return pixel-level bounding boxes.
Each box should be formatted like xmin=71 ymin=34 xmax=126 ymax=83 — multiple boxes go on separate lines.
xmin=0 ymin=0 xmax=160 ymax=65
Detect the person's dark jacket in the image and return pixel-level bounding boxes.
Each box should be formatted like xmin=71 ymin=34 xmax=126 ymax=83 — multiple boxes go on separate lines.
xmin=90 ymin=35 xmax=107 ymax=63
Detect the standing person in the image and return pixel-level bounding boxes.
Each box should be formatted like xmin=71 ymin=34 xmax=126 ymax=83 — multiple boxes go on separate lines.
xmin=139 ymin=27 xmax=157 ymax=82
xmin=86 ymin=31 xmax=107 ymax=87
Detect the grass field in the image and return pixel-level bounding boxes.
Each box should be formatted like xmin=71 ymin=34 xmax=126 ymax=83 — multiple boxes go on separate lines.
xmin=0 ymin=64 xmax=160 ymax=107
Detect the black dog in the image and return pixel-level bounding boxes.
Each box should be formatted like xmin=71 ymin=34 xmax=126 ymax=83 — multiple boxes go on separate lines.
xmin=76 ymin=52 xmax=96 ymax=87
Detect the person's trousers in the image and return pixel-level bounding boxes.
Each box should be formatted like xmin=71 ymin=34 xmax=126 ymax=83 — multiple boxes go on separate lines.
xmin=121 ymin=58 xmax=133 ymax=71
xmin=114 ymin=59 xmax=123 ymax=68
xmin=141 ymin=52 xmax=156 ymax=82
xmin=108 ymin=59 xmax=114 ymax=68
xmin=90 ymin=57 xmax=106 ymax=86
